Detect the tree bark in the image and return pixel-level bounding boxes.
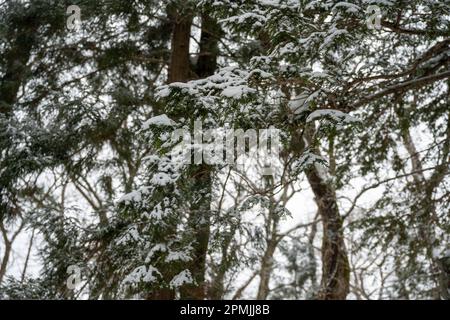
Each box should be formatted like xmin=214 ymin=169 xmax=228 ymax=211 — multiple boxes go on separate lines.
xmin=0 ymin=240 xmax=11 ymax=284
xmin=0 ymin=219 xmax=24 ymax=284
xmin=306 ymin=167 xmax=350 ymax=300
xmin=167 ymin=9 xmax=192 ymax=83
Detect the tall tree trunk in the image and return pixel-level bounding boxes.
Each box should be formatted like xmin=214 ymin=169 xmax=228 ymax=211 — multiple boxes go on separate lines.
xmin=147 ymin=6 xmax=193 ymax=300
xmin=302 ymin=127 xmax=350 ymax=300
xmin=180 ymin=14 xmax=221 ymax=300
xmin=148 ymin=8 xmax=221 ymax=301
xmin=286 ymin=114 xmax=350 ymax=300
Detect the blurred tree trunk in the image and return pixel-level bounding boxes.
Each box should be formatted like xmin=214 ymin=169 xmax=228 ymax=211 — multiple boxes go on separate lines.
xmin=146 ymin=6 xmax=193 ymax=300
xmin=256 ymin=234 xmax=277 ymax=299
xmin=395 ymin=99 xmax=450 ymax=300
xmin=0 ymin=220 xmax=25 ymax=284
xmin=0 ymin=8 xmax=38 ymax=115
xmin=0 ymin=4 xmax=39 ymax=220
xmin=0 ymin=237 xmax=12 ymax=284
xmin=256 ymin=175 xmax=289 ymax=300
xmin=148 ymin=7 xmax=222 ymax=301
